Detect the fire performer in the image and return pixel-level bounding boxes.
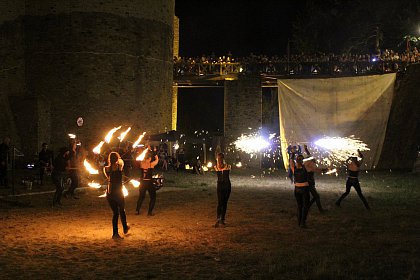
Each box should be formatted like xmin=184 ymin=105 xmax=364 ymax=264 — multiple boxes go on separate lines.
xmin=335 ymin=150 xmax=370 ymax=210
xmin=64 ymin=140 xmax=80 ymax=199
xmin=52 ymin=147 xmax=70 ymax=206
xmin=38 ymin=143 xmax=54 ymax=185
xmin=103 ymin=152 xmax=130 ymax=239
xmin=289 ymin=153 xmax=310 ymax=228
xmin=214 ymin=153 xmax=231 ymax=228
xmin=303 ymin=145 xmax=328 ymax=213
xmin=136 ymin=147 xmax=159 ymax=216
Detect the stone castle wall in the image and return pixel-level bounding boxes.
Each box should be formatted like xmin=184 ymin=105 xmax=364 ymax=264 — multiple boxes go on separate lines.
xmin=0 ymin=0 xmax=174 ymax=157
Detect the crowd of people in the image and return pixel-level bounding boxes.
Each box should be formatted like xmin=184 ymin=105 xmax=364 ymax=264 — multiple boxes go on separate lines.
xmin=174 ymin=47 xmax=420 ymax=77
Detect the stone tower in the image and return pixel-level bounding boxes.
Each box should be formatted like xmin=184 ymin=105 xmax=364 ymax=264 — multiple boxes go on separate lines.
xmin=0 ymin=0 xmax=174 ymax=157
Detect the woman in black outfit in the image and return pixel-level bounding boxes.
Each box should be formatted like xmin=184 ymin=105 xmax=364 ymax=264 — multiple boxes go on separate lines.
xmin=290 ymin=153 xmax=310 ymax=228
xmin=103 ymin=152 xmax=130 ymax=239
xmin=214 ymin=153 xmax=231 ymax=228
xmin=336 ymin=150 xmax=370 ymax=209
xmin=52 ymin=147 xmax=70 ymax=206
xmin=136 ymin=149 xmax=159 ymax=216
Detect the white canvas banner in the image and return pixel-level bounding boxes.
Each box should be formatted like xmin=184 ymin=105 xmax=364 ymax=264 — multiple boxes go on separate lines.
xmin=278 ymin=73 xmax=396 ymax=169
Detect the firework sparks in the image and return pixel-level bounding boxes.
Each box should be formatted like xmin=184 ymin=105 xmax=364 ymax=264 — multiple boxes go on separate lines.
xmin=313 ymin=136 xmax=370 ymax=167
xmin=234 ymin=133 xmax=270 ymax=154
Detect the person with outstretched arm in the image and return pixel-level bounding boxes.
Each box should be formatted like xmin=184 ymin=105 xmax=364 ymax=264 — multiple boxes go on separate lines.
xmin=336 ymin=149 xmax=370 ymax=210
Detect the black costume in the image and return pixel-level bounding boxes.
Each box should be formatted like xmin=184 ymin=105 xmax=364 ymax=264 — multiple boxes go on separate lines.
xmin=136 ymin=168 xmax=156 ymax=215
xmin=39 ymin=147 xmax=53 ymax=185
xmin=216 ymin=169 xmax=231 ymax=224
xmin=293 ymin=164 xmax=310 ymax=227
xmin=336 ymin=169 xmax=370 ymax=209
xmin=52 ymin=151 xmax=68 ymax=206
xmin=105 ymin=167 xmax=129 ymax=237
xmin=307 ymin=171 xmax=324 ymax=212
xmin=66 ymin=150 xmax=79 ymax=198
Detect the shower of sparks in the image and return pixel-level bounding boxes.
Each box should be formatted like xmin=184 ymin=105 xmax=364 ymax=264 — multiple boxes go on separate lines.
xmin=313 ymin=136 xmax=370 ymax=167
xmin=233 ymin=133 xmax=270 ymax=154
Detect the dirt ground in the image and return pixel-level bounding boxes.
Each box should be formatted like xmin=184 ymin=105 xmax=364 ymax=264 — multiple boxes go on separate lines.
xmin=0 ymin=169 xmax=419 ymax=279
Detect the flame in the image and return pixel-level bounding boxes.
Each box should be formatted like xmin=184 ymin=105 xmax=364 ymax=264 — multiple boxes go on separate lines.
xmin=207 ymin=162 xmax=213 ymax=168
xmin=135 ymin=148 xmax=149 ymax=161
xmin=132 ymin=132 xmax=146 ymax=148
xmin=88 ymin=181 xmax=101 ymax=189
xmin=303 ymin=156 xmax=314 ymax=162
xmin=118 ymin=127 xmax=132 ymax=142
xmin=129 ymin=179 xmax=140 ymax=188
xmin=104 ymin=126 xmax=122 ymax=143
xmin=122 ymin=185 xmax=128 ymax=197
xmin=185 ymin=164 xmax=192 ymax=170
xmin=324 ymin=168 xmax=337 ymax=175
xmin=202 ymin=166 xmax=209 ymax=172
xmin=84 ymin=159 xmax=99 ymax=174
xmin=173 ymin=143 xmax=179 ymax=150
xmin=93 ymin=141 xmax=105 ymax=154
xmin=236 ymin=162 xmax=242 ymax=168
xmin=68 ymin=133 xmax=76 ymax=139
xmin=98 ymin=191 xmax=107 ymax=198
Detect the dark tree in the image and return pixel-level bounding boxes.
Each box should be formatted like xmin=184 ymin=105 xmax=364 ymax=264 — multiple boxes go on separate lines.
xmin=292 ymin=0 xmax=420 ymax=54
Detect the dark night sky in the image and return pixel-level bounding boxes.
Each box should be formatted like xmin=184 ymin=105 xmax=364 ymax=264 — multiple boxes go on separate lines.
xmin=175 ymin=0 xmax=305 ymax=57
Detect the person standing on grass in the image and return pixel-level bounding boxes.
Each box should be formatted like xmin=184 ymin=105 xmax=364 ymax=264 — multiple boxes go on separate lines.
xmin=303 ymin=145 xmax=328 ymax=213
xmin=289 ymin=153 xmax=310 ymax=228
xmin=214 ymin=153 xmax=231 ymax=228
xmin=336 ymin=149 xmax=370 ymax=210
xmin=136 ymin=147 xmax=159 ymax=216
xmin=103 ymin=152 xmax=130 ymax=239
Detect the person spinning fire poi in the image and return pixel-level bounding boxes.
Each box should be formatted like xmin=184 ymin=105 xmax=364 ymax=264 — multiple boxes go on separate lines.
xmin=103 ymin=152 xmax=130 ymax=239
xmin=214 ymin=153 xmax=231 ymax=228
xmin=289 ymin=153 xmax=310 ymax=228
xmin=136 ymin=146 xmax=159 ymax=216
xmin=303 ymin=145 xmax=328 ymax=213
xmin=335 ymin=149 xmax=370 ymax=210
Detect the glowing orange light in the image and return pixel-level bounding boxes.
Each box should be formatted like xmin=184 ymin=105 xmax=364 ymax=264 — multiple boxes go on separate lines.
xmin=104 ymin=126 xmax=122 ymax=143
xmin=84 ymin=159 xmax=99 ymax=174
xmin=118 ymin=127 xmax=132 ymax=142
xmin=132 ymin=132 xmax=146 ymax=148
xmin=93 ymin=141 xmax=105 ymax=154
